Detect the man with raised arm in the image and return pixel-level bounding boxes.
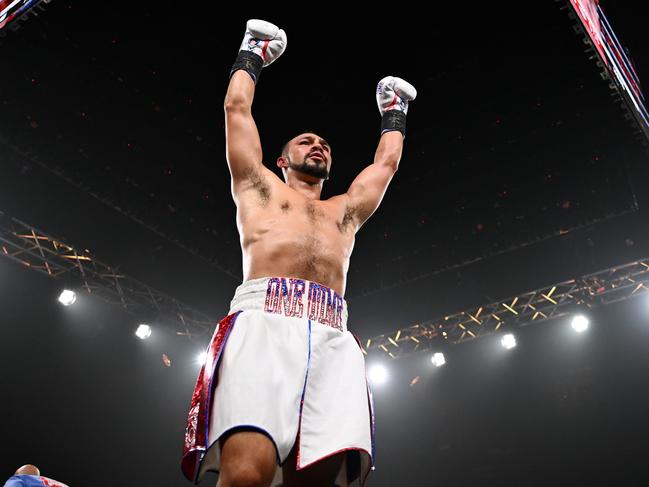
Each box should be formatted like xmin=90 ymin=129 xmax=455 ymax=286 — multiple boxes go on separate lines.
xmin=182 ymin=19 xmax=416 ymax=487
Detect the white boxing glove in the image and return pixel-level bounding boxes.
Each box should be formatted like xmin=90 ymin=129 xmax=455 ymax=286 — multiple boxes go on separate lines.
xmin=240 ymin=19 xmax=287 ymax=67
xmin=231 ymin=19 xmax=287 ymax=83
xmin=376 ymin=76 xmax=417 ymax=115
xmin=376 ymin=76 xmax=417 ymax=136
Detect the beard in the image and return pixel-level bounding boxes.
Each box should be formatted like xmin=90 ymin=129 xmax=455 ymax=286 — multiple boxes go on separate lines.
xmin=287 ymin=154 xmax=330 ymax=180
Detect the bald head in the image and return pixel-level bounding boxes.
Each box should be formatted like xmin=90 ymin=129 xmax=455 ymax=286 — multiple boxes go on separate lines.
xmin=15 ymin=465 xmax=40 ymax=476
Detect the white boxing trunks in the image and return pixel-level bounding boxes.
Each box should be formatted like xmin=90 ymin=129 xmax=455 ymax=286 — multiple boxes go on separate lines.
xmin=181 ymin=276 xmax=375 ymax=486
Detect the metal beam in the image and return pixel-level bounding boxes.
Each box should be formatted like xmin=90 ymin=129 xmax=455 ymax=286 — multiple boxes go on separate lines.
xmin=0 ymin=210 xmax=214 ymax=338
xmin=366 ymin=258 xmax=649 ymax=359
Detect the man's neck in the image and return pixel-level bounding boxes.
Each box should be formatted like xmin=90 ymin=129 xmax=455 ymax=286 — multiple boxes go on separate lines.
xmin=287 ymin=178 xmax=322 ymax=200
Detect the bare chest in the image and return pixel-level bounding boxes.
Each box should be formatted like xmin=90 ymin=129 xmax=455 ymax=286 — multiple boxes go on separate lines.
xmin=238 ymin=187 xmax=356 ymax=240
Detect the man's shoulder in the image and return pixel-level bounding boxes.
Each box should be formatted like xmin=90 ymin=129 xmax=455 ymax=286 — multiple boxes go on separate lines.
xmin=3 ymin=476 xmax=68 ymax=487
xmin=323 ymin=192 xmax=354 ymax=210
xmin=3 ymin=476 xmax=25 ymax=487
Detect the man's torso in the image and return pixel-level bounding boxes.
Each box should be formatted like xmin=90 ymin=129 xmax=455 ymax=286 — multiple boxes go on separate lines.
xmin=234 ymin=165 xmax=358 ymax=296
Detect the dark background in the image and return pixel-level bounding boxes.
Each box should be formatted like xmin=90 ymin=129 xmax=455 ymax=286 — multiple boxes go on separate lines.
xmin=1 ymin=1 xmax=649 ymax=485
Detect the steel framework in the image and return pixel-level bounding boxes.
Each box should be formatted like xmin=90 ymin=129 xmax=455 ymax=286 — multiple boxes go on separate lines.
xmin=365 ymin=258 xmax=649 ymax=358
xmin=0 ymin=210 xmax=214 ymax=338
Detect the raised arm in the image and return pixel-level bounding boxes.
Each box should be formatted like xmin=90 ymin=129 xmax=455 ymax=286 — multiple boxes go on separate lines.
xmin=347 ymin=77 xmax=417 ymax=226
xmin=224 ymin=71 xmax=262 ymax=183
xmin=224 ymin=20 xmax=287 ymax=194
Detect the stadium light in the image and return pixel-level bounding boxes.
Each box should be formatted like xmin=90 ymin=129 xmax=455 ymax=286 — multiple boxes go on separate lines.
xmin=57 ymin=289 xmax=76 ymax=306
xmin=501 ymin=333 xmax=517 ymax=350
xmin=135 ymin=324 xmax=152 ymax=340
xmin=368 ymin=364 xmax=389 ymax=385
xmin=571 ymin=314 xmax=589 ymax=333
xmin=197 ymin=351 xmax=207 ymax=365
xmin=431 ymin=352 xmax=446 ymax=367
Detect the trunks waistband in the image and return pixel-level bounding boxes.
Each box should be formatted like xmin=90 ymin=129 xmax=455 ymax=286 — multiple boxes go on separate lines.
xmin=228 ymin=276 xmax=348 ymax=332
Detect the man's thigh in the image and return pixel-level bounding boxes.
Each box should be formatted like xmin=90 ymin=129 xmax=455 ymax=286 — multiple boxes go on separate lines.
xmin=218 ymin=429 xmax=278 ymax=487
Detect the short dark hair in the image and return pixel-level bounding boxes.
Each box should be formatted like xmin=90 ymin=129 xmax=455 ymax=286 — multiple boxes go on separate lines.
xmin=280 ymin=130 xmax=321 ymax=157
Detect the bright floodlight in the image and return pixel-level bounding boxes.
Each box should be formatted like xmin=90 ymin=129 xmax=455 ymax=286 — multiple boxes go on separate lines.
xmin=58 ymin=289 xmax=77 ymax=306
xmin=431 ymin=352 xmax=446 ymax=367
xmin=368 ymin=364 xmax=388 ymax=385
xmin=197 ymin=351 xmax=208 ymax=365
xmin=135 ymin=324 xmax=152 ymax=340
xmin=571 ymin=314 xmax=589 ymax=333
xmin=501 ymin=333 xmax=517 ymax=350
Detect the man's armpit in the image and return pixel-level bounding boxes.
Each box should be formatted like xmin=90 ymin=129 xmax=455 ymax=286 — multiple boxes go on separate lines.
xmin=234 ymin=165 xmax=273 ymax=207
xmin=337 ymin=203 xmax=359 ymax=234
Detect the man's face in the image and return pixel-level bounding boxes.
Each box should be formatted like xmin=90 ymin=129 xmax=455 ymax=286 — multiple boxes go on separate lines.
xmin=285 ymin=133 xmax=332 ymax=180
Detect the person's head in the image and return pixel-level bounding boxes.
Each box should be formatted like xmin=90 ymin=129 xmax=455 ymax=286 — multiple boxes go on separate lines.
xmin=15 ymin=465 xmax=40 ymax=476
xmin=276 ymin=132 xmax=332 ymax=184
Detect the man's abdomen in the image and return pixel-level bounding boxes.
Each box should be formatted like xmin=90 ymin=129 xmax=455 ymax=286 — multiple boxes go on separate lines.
xmin=242 ymin=230 xmax=350 ymax=296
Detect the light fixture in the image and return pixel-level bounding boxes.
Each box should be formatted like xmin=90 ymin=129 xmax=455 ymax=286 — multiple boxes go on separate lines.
xmin=431 ymin=352 xmax=446 ymax=367
xmin=197 ymin=351 xmax=207 ymax=365
xmin=571 ymin=314 xmax=589 ymax=333
xmin=57 ymin=289 xmax=76 ymax=306
xmin=368 ymin=364 xmax=388 ymax=385
xmin=501 ymin=333 xmax=517 ymax=350
xmin=135 ymin=324 xmax=152 ymax=340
